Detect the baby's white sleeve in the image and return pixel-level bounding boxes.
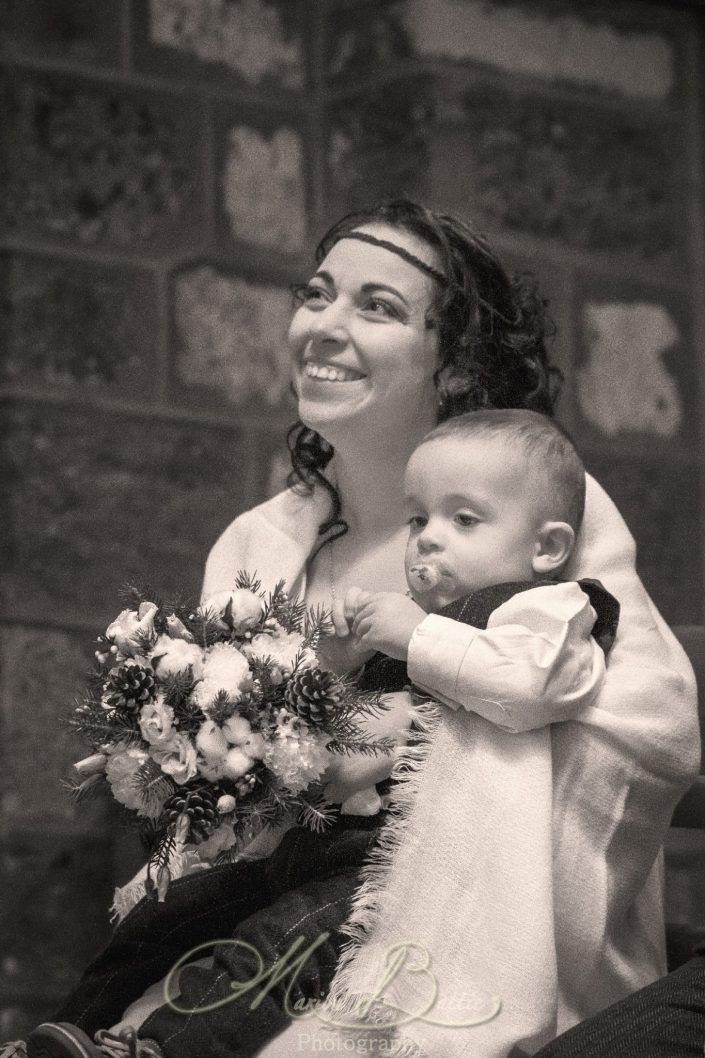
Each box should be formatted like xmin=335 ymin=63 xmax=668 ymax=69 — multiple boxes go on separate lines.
xmin=407 ymin=581 xmax=606 ymax=731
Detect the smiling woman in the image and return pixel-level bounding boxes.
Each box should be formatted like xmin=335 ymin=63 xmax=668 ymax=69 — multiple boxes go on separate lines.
xmin=21 ymin=200 xmax=698 ymax=1058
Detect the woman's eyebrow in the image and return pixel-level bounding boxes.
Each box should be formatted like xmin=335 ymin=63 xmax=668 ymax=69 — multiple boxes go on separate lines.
xmin=360 ymin=282 xmax=409 ymax=308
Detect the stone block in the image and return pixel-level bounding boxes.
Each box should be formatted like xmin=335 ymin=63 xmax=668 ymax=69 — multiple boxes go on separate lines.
xmin=423 ymin=79 xmax=679 ymax=258
xmin=584 ymin=453 xmax=702 ymax=626
xmin=1 ymin=72 xmax=205 ymax=252
xmin=2 ymin=403 xmax=248 ymax=626
xmin=327 ymin=75 xmax=433 ymax=216
xmin=132 ymin=0 xmax=306 ymax=90
xmin=171 ymin=264 xmax=296 ymax=410
xmin=575 ymin=291 xmax=697 ymax=447
xmin=217 ymin=117 xmax=309 ymax=253
xmin=0 ymin=828 xmax=113 ymax=1006
xmin=3 ymin=0 xmax=125 ymax=68
xmin=404 ymin=0 xmax=676 ymax=100
xmin=0 ymin=626 xmax=105 ymax=827
xmin=1 ymin=253 xmax=157 ymax=399
xmin=324 ymin=0 xmax=411 ymax=83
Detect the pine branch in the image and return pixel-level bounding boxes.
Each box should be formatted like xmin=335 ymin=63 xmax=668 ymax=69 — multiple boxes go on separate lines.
xmin=302 ymin=605 xmax=333 ymax=648
xmin=234 ymin=570 xmax=263 ymax=595
xmin=61 ymin=774 xmax=108 ymax=803
xmin=325 ymin=736 xmax=395 ymax=758
xmin=297 ymin=789 xmax=338 ymax=833
xmin=118 ymin=581 xmax=163 ymax=610
xmin=132 ymin=760 xmax=176 ymax=817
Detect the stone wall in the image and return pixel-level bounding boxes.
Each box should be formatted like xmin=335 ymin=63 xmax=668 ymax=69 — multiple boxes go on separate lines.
xmin=1 ymin=0 xmax=704 ymax=1037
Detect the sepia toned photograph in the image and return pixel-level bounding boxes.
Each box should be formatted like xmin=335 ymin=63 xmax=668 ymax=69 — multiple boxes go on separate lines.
xmin=1 ymin=1 xmax=704 ymax=1056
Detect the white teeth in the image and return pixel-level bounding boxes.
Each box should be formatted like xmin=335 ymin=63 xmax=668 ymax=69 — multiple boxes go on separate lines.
xmin=304 ymin=362 xmax=363 ymax=382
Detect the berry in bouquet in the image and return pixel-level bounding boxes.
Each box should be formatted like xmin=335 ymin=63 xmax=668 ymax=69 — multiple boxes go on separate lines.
xmin=67 ymin=572 xmax=393 ymax=909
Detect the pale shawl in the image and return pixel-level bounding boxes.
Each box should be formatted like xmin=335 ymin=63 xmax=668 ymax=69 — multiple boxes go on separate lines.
xmin=202 ymin=476 xmax=699 ymax=1058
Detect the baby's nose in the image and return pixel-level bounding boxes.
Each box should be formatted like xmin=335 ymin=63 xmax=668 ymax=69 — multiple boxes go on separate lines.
xmin=417 ymin=526 xmax=443 ymax=553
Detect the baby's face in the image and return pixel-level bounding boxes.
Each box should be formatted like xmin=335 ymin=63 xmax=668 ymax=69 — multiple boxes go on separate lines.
xmin=403 ymin=435 xmax=546 ymax=611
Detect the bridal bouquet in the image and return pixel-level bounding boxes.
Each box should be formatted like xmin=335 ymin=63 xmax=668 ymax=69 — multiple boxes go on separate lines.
xmin=68 ymin=573 xmax=391 ymax=901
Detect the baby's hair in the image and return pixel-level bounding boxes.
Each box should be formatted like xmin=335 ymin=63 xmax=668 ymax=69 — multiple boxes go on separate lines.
xmin=420 ymin=409 xmax=586 ymax=531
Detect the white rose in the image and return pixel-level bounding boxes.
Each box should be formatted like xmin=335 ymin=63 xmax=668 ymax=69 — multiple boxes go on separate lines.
xmin=152 ymin=732 xmax=198 ymax=785
xmin=105 ymin=746 xmax=151 ymax=814
xmin=150 ymin=635 xmax=204 ymax=680
xmin=106 ymin=601 xmax=159 ymax=656
xmin=138 ymin=696 xmax=175 ymax=745
xmin=201 ymin=589 xmax=264 ymax=634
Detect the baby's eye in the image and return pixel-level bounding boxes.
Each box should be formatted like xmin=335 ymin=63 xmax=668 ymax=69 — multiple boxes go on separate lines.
xmin=454 ymin=512 xmax=479 ymax=528
xmin=407 ymin=515 xmax=427 ymax=531
xmin=290 ymin=282 xmax=330 ymax=307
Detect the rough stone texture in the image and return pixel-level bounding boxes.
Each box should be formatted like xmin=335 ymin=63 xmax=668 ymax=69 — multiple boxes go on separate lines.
xmin=424 ymin=81 xmax=677 ymax=257
xmin=2 ymin=404 xmax=247 ymax=625
xmin=328 ymin=75 xmax=432 ymax=215
xmin=1 ymin=72 xmax=203 ymax=250
xmin=1 ymin=253 xmax=157 ymax=398
xmin=0 ymin=828 xmax=113 ymax=1018
xmin=584 ymin=454 xmax=702 ymax=625
xmin=221 ymin=124 xmax=307 ymax=252
xmin=405 ymin=0 xmax=675 ymax=100
xmin=172 ymin=265 xmax=293 ymax=408
xmin=577 ymin=300 xmax=686 ymax=441
xmin=3 ymin=0 xmax=125 ymax=68
xmin=0 ymin=626 xmax=105 ymax=826
xmin=325 ymin=0 xmax=411 ymax=83
xmin=135 ymin=0 xmax=304 ymax=88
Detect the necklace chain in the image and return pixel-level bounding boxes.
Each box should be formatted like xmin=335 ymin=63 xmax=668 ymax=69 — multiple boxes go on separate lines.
xmin=328 ymin=536 xmax=337 ymax=605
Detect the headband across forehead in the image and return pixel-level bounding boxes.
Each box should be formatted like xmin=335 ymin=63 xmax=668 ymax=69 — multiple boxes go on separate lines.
xmin=333 ymin=230 xmax=448 ymax=286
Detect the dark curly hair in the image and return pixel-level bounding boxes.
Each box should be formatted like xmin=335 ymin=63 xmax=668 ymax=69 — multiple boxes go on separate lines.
xmin=287 ymin=198 xmax=562 ymax=548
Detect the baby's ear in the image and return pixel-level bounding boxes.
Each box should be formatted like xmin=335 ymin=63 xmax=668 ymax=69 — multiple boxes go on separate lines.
xmin=533 ymin=522 xmax=575 ymax=575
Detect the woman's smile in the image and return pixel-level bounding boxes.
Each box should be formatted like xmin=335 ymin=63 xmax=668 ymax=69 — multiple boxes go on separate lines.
xmin=302 ymin=359 xmax=367 ymax=383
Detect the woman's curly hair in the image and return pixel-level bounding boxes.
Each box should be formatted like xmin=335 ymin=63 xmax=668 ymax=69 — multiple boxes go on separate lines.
xmin=287 ymin=198 xmax=562 ymax=544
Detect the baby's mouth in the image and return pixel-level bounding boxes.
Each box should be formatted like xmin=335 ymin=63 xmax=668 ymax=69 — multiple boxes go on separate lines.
xmin=408 ymin=563 xmax=449 ymax=591
xmin=303 ymin=360 xmax=366 ymax=383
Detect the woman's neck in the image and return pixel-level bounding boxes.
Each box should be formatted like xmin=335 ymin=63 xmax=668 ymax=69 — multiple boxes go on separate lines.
xmin=328 ymin=435 xmax=416 ymax=538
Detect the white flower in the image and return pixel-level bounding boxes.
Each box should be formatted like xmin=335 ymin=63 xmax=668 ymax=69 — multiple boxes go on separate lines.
xmin=152 ymin=732 xmax=198 ymax=785
xmin=105 ymin=746 xmax=151 ymax=814
xmin=150 ymin=635 xmax=204 ymax=680
xmin=221 ymin=714 xmax=252 ymax=745
xmin=192 ymin=642 xmax=252 ymax=712
xmin=139 ymin=695 xmax=175 ymax=746
xmin=264 ymin=727 xmax=330 ymax=795
xmin=217 ymin=794 xmax=237 ymax=814
xmin=244 ymin=629 xmax=316 ymax=676
xmin=241 ymin=731 xmax=266 ymax=760
xmin=222 ymin=746 xmax=254 ymax=781
xmin=195 ymin=720 xmax=229 ymax=762
xmin=106 ymin=602 xmax=159 ymax=656
xmin=201 ymin=589 xmax=265 ymax=634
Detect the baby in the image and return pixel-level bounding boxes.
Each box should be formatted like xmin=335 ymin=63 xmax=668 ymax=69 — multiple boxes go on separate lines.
xmin=328 ymin=407 xmax=616 ymax=812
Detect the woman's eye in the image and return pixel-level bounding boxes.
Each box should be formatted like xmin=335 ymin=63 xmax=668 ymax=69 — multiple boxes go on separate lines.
xmin=290 ymin=282 xmax=330 ymax=307
xmin=364 ymin=297 xmax=401 ymax=320
xmin=455 ymin=513 xmax=478 ymax=527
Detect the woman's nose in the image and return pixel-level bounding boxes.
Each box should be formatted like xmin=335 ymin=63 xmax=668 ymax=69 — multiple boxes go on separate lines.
xmin=307 ymin=300 xmax=349 ymax=344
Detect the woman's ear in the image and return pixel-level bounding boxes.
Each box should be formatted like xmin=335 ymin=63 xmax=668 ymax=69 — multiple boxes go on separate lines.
xmin=532 ymin=522 xmax=575 ymax=575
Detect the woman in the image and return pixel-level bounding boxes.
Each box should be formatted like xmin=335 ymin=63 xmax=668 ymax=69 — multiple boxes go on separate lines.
xmin=18 ymin=200 xmax=698 ymax=1058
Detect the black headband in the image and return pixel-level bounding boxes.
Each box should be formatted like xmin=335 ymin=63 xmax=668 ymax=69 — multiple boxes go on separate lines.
xmin=333 ymin=231 xmax=448 ymax=286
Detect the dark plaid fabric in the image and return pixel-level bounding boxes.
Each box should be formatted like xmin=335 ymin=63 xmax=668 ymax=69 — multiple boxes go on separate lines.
xmin=358 ymin=577 xmax=620 ymax=694
xmin=54 ymin=815 xmax=385 ymax=1057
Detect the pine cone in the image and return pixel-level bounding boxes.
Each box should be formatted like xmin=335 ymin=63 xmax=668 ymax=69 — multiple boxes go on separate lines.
xmin=285 ymin=668 xmax=342 ymax=724
xmin=162 ymin=786 xmax=220 ymax=845
xmin=103 ymin=664 xmax=157 ymax=713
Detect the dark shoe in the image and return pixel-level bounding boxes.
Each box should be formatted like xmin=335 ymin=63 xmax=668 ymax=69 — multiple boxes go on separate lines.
xmin=26 ymin=1024 xmax=101 ymax=1058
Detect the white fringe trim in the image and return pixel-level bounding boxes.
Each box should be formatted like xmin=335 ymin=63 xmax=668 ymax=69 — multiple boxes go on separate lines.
xmin=323 ymin=693 xmax=442 ymax=1025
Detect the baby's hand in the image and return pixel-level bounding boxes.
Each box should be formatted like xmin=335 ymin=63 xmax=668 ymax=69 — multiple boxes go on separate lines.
xmin=341 ymin=589 xmax=426 ymax=661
